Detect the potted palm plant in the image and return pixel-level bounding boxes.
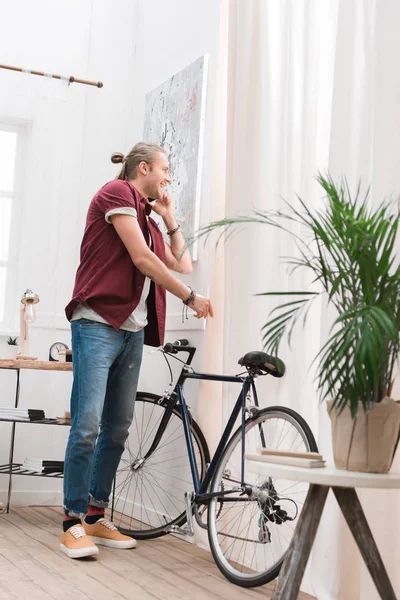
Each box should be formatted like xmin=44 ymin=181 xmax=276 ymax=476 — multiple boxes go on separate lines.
xmin=197 ymin=174 xmax=400 ymax=473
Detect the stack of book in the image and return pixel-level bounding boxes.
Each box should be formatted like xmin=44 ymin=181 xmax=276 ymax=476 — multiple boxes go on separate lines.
xmin=22 ymin=458 xmax=64 ymax=473
xmin=59 ymin=349 xmax=72 ymax=362
xmin=0 ymin=408 xmax=45 ymax=421
xmin=256 ymin=449 xmax=326 ymax=468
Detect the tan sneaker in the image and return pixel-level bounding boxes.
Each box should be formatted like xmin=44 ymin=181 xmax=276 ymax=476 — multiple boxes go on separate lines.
xmin=60 ymin=524 xmax=99 ymax=558
xmin=83 ymin=518 xmax=137 ymax=549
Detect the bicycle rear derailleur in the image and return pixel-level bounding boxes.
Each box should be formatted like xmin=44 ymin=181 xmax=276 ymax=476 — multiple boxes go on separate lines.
xmin=244 ymin=479 xmax=295 ymax=544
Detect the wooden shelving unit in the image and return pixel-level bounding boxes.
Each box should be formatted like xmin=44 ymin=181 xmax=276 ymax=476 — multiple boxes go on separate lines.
xmin=0 ymin=359 xmax=72 ymax=511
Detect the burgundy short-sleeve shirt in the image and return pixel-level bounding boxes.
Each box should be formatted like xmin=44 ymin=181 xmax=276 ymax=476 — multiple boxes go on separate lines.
xmin=65 ymin=180 xmax=166 ymax=347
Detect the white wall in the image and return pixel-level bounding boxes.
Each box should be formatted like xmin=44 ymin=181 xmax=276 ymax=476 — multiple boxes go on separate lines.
xmin=125 ymin=0 xmax=222 ymax=394
xmin=0 ymin=0 xmax=221 ymax=506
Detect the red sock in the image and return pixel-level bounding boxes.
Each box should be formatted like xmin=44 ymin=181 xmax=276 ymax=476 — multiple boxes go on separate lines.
xmin=87 ymin=505 xmax=104 ymax=516
xmin=85 ymin=505 xmax=105 ymax=524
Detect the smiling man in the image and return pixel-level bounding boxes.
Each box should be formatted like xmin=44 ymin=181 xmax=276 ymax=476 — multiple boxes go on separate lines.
xmin=61 ymin=142 xmax=213 ymax=559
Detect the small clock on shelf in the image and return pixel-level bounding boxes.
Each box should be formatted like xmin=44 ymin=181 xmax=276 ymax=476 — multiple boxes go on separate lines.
xmin=49 ymin=342 xmax=69 ymax=362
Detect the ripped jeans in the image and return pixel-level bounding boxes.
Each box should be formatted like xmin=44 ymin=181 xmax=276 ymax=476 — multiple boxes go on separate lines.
xmin=63 ymin=319 xmax=144 ymax=518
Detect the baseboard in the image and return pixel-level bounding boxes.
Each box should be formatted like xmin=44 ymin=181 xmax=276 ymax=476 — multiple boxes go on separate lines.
xmin=0 ymin=489 xmax=63 ymax=507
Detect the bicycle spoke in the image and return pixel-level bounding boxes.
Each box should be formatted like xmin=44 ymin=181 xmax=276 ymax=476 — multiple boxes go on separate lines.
xmin=112 ymin=396 xmax=207 ymax=537
xmin=138 ymin=400 xmax=157 ymax=453
xmin=145 ymin=465 xmax=194 ymax=487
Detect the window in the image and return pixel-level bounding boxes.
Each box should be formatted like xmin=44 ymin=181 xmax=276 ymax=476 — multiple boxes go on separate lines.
xmin=0 ymin=123 xmax=24 ymax=331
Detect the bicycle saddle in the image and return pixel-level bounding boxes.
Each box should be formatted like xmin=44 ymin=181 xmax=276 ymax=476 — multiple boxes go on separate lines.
xmin=238 ymin=351 xmax=286 ymax=378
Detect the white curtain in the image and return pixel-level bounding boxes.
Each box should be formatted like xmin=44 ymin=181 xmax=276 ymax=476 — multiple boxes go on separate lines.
xmin=320 ymin=2 xmax=400 ymax=599
xmin=197 ymin=1 xmax=400 ymax=598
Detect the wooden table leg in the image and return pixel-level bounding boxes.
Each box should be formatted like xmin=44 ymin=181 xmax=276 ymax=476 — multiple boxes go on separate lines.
xmin=272 ymin=484 xmax=329 ymax=600
xmin=333 ymin=487 xmax=397 ymax=600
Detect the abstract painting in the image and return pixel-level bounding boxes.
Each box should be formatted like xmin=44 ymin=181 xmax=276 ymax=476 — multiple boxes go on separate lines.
xmin=143 ymin=56 xmax=208 ymax=259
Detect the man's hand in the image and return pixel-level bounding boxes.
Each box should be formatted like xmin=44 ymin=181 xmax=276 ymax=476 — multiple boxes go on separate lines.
xmin=190 ymin=294 xmax=214 ymax=319
xmin=149 ymin=193 xmax=174 ymax=218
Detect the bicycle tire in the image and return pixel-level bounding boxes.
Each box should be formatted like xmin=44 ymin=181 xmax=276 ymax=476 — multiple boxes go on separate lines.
xmin=207 ymin=406 xmax=317 ymax=587
xmin=111 ymin=392 xmax=210 ymax=540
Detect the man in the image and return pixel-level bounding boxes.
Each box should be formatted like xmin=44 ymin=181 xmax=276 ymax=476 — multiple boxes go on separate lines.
xmin=61 ymin=142 xmax=213 ymax=558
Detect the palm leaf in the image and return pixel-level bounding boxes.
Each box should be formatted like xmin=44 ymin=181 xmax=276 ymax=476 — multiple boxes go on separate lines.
xmin=193 ymin=172 xmax=400 ymax=414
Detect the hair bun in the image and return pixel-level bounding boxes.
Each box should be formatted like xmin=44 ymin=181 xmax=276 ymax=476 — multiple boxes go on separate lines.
xmin=111 ymin=152 xmax=125 ymax=164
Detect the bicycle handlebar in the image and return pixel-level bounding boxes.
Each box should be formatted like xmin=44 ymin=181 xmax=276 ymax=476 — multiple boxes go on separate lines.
xmin=163 ymin=339 xmax=190 ymax=354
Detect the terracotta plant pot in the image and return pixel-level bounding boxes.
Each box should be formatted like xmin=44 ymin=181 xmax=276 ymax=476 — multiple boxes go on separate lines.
xmin=327 ymin=398 xmax=400 ymax=473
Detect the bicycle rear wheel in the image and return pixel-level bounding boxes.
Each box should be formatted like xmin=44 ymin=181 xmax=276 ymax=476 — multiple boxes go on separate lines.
xmin=111 ymin=392 xmax=210 ymax=539
xmin=207 ymin=406 xmax=317 ymax=587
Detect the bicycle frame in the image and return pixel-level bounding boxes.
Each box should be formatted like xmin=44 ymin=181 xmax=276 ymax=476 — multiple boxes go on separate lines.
xmin=149 ymin=346 xmax=264 ymax=505
xmin=178 ymin=372 xmax=251 ymax=495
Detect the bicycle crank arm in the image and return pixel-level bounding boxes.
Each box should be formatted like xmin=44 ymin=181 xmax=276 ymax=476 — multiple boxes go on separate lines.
xmin=167 ymin=491 xmax=195 ymax=537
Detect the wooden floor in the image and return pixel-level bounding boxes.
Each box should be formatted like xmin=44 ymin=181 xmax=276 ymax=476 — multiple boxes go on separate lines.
xmin=0 ymin=506 xmax=315 ymax=600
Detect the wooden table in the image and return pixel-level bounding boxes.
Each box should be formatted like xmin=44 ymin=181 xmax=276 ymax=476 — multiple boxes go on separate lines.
xmin=0 ymin=359 xmax=72 ymax=371
xmin=245 ymin=455 xmax=400 ymax=600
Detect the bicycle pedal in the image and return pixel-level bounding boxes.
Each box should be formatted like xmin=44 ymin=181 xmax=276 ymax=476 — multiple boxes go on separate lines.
xmin=168 ymin=524 xmax=194 ymax=537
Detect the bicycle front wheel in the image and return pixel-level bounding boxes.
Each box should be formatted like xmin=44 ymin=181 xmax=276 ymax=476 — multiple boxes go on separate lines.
xmin=111 ymin=392 xmax=210 ymax=539
xmin=207 ymin=406 xmax=317 ymax=587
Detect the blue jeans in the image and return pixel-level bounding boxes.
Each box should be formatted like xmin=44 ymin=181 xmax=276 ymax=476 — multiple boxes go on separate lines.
xmin=63 ymin=319 xmax=144 ymax=518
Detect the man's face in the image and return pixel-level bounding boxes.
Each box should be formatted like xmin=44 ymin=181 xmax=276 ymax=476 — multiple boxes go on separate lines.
xmin=144 ymin=152 xmax=171 ymax=199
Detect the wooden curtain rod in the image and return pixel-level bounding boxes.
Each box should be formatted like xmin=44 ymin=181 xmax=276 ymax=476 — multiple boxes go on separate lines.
xmin=0 ymin=63 xmax=103 ymax=88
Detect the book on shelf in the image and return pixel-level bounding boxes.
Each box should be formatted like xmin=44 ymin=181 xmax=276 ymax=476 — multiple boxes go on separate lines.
xmin=4 ymin=418 xmax=45 ymax=423
xmin=258 ymin=449 xmax=323 ymax=460
xmin=22 ymin=465 xmax=64 ymax=474
xmin=22 ymin=458 xmax=64 ymax=473
xmin=0 ymin=408 xmax=45 ymax=421
xmin=0 ymin=408 xmax=44 ymax=413
xmin=59 ymin=349 xmax=72 ymax=363
xmin=254 ymin=448 xmax=326 ymax=468
xmin=23 ymin=457 xmax=64 ymax=467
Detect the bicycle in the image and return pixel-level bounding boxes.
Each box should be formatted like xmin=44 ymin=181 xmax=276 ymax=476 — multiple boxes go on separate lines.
xmin=110 ymin=339 xmax=318 ymax=588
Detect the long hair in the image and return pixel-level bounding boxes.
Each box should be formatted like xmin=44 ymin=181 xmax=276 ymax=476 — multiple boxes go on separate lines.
xmin=111 ymin=142 xmax=166 ymax=180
